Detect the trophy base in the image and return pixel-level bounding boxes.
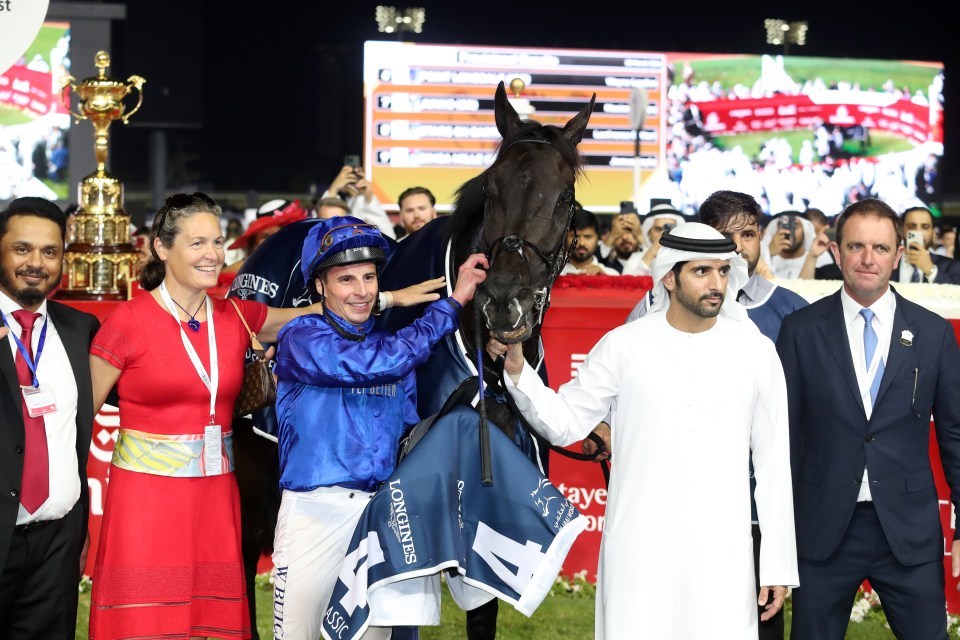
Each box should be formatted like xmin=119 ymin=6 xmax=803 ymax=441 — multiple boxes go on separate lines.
xmin=66 ymin=242 xmax=138 ymax=253
xmin=52 ymin=289 xmax=128 ymax=302
xmin=61 ymin=245 xmax=139 ymax=301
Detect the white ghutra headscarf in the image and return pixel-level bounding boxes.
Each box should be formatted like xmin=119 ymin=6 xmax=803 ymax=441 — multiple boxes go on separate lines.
xmin=648 ymin=222 xmax=750 ymax=322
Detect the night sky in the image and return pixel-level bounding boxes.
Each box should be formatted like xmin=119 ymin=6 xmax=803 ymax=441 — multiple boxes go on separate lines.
xmin=93 ymin=0 xmax=957 ymax=204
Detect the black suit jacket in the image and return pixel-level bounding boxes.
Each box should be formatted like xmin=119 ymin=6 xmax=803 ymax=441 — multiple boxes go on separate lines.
xmin=776 ymin=288 xmax=960 ymax=566
xmin=894 ymin=252 xmax=960 ymax=285
xmin=0 ymin=300 xmax=99 ymax=573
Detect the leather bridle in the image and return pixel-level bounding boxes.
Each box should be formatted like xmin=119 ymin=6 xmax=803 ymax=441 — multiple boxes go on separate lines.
xmin=481 ymin=137 xmax=578 ymax=327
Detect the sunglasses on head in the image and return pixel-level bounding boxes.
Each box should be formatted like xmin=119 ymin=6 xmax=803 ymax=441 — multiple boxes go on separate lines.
xmin=164 ymin=192 xmax=215 ymax=210
xmin=155 ymin=192 xmax=217 ymax=231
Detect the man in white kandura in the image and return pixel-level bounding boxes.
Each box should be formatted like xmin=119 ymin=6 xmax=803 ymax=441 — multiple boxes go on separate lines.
xmin=488 ymin=222 xmax=798 ymax=638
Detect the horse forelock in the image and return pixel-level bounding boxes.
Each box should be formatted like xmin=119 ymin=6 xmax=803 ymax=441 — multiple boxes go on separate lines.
xmin=445 ymin=120 xmax=584 ymax=247
xmin=499 ymin=120 xmax=585 ymax=179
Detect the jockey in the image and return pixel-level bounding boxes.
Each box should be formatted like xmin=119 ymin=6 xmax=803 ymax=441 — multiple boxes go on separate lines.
xmin=269 ymin=215 xmax=487 ymax=640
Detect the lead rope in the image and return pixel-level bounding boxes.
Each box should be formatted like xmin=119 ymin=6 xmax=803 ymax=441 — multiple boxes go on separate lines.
xmin=475 ymin=302 xmax=494 ymax=485
xmin=489 ymin=353 xmax=610 ymax=487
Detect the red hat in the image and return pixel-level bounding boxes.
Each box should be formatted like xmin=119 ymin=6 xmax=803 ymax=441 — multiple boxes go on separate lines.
xmin=228 ymin=199 xmax=308 ymax=250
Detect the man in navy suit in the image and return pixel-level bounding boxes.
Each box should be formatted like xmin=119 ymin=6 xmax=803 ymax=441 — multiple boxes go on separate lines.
xmin=777 ymin=198 xmax=960 ymax=639
xmin=897 ymin=205 xmax=960 ymax=284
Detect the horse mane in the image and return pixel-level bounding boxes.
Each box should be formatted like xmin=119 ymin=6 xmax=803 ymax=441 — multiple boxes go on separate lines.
xmin=444 ymin=118 xmax=586 ymax=247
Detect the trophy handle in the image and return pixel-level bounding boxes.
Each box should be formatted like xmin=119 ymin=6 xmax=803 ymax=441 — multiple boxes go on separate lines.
xmin=59 ymin=76 xmax=87 ymax=123
xmin=121 ymin=76 xmax=146 ymax=123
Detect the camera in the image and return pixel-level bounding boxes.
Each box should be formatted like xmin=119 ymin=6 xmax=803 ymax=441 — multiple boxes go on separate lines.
xmin=906 ymin=229 xmax=924 ymax=250
xmin=778 ymin=214 xmax=796 ymax=241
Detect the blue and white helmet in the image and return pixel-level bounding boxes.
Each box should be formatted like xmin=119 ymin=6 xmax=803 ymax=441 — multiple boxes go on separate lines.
xmin=300 ymin=216 xmax=391 ymax=285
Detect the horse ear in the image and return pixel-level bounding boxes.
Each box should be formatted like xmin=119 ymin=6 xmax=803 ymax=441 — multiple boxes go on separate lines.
xmin=494 ymin=81 xmax=523 ymax=139
xmin=562 ymin=93 xmax=596 ymax=145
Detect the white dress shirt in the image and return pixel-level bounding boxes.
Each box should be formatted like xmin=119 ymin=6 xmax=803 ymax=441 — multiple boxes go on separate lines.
xmin=618 ymin=252 xmax=652 ymax=276
xmin=560 ymin=256 xmax=620 ymax=276
xmin=0 ymin=290 xmax=81 ymax=524
xmin=896 ymin=251 xmax=938 ymax=284
xmin=770 ymin=254 xmax=807 ymax=280
xmin=840 ymin=286 xmax=896 ymax=502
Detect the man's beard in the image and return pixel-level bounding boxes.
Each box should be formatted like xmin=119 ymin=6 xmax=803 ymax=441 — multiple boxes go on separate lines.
xmin=675 ymin=279 xmax=724 ymax=319
xmin=572 ymin=247 xmax=592 ymax=262
xmin=0 ymin=266 xmax=59 ymax=308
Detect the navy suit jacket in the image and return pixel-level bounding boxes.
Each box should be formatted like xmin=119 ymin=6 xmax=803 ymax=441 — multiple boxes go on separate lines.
xmin=0 ymin=300 xmax=99 ymax=573
xmin=894 ymin=252 xmax=960 ymax=285
xmin=776 ymin=288 xmax=960 ymax=566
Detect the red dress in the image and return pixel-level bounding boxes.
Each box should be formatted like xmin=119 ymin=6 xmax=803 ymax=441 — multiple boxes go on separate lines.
xmin=88 ymin=293 xmax=266 ymax=640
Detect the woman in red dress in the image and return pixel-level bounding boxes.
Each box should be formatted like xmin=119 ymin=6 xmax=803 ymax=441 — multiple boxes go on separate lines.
xmin=86 ymin=193 xmax=325 ymax=639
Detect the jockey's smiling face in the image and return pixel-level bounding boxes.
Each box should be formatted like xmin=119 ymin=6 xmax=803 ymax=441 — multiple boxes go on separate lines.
xmin=316 ymin=262 xmax=379 ymax=325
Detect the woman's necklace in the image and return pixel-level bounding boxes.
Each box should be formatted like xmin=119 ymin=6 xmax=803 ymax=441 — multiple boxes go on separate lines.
xmin=170 ymin=296 xmax=206 ymax=332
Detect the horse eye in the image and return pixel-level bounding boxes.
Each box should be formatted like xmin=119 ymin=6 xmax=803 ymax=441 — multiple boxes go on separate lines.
xmin=560 ymin=191 xmax=573 ymax=203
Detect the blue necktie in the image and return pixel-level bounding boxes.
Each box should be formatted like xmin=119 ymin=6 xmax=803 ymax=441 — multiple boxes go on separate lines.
xmin=860 ymin=308 xmax=884 ymax=405
xmin=911 ymin=266 xmax=922 ymax=283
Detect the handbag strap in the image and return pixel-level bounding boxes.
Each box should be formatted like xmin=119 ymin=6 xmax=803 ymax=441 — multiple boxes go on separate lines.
xmin=227 ymin=298 xmax=266 ymax=352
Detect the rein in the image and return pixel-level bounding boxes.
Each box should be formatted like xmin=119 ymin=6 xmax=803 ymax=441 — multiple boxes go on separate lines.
xmin=470 ymin=136 xmax=582 ymax=486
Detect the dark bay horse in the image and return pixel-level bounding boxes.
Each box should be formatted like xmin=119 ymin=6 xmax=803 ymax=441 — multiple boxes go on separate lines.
xmin=228 ymin=81 xmax=595 ymax=638
xmin=379 ymin=82 xmax=594 ymax=447
xmin=376 ymin=82 xmax=595 ymax=638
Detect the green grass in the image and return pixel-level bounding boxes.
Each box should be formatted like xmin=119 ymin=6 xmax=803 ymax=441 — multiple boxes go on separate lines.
xmin=0 ymin=105 xmax=35 ymax=127
xmin=42 ymin=177 xmax=70 ymax=200
xmin=712 ymin=130 xmax=914 ymax=164
xmin=20 ymin=24 xmax=68 ymax=70
xmin=74 ymin=580 xmax=899 ymax=639
xmin=675 ymin=56 xmax=941 ymax=93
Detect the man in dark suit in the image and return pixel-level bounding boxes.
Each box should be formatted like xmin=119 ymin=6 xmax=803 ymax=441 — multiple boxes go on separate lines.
xmin=0 ymin=197 xmax=100 ymax=638
xmin=897 ymin=205 xmax=960 ymax=284
xmin=776 ymin=198 xmax=960 ymax=639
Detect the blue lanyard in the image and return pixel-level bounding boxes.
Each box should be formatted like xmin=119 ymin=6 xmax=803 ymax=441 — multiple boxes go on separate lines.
xmin=2 ymin=313 xmax=48 ymax=388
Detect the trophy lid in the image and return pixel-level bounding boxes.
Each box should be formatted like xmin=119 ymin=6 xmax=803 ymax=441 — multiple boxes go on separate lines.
xmin=73 ymin=51 xmax=127 ymax=89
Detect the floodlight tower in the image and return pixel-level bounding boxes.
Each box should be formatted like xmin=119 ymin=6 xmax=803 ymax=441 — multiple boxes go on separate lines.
xmin=764 ymin=19 xmax=808 ymax=56
xmin=375 ymin=6 xmax=426 ymax=40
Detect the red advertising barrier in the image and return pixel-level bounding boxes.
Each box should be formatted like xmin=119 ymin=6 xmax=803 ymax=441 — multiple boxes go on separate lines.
xmin=0 ymin=65 xmax=56 ymax=118
xmin=695 ymin=92 xmax=936 ymax=145
xmin=540 ymin=277 xmax=960 ymax=615
xmin=71 ymin=281 xmax=960 ymax=612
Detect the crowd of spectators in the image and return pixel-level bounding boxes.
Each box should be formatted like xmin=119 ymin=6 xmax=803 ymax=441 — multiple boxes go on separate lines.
xmin=562 ymin=199 xmax=960 ymax=288
xmin=662 ymin=61 xmax=945 ymax=220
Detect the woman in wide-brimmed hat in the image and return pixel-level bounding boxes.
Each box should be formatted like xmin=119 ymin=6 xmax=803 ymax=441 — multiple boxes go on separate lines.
xmin=222 ymin=199 xmax=308 ymax=274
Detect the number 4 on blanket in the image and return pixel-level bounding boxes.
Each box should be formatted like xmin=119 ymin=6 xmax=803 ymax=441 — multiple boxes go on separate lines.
xmin=321 ymin=405 xmax=588 ymax=640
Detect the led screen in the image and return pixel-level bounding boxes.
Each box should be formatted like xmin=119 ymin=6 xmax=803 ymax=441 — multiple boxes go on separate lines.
xmin=0 ymin=22 xmax=71 ymax=202
xmin=363 ymin=41 xmax=944 ymax=216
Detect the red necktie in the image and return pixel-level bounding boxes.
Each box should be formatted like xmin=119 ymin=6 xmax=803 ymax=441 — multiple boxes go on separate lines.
xmin=12 ymin=309 xmax=47 ymax=513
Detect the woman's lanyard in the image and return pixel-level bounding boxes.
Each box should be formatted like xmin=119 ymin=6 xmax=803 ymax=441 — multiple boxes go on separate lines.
xmin=159 ymin=281 xmax=218 ymax=424
xmin=2 ymin=313 xmax=48 ymax=388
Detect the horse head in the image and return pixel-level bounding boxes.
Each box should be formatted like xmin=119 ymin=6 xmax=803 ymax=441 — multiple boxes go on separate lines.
xmin=465 ymin=82 xmax=595 ymax=343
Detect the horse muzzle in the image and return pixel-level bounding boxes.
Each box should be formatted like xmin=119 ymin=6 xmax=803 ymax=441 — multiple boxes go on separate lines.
xmin=477 ymin=287 xmax=536 ymax=344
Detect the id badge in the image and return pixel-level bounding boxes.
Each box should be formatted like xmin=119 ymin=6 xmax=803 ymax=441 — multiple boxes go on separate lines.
xmin=204 ymin=424 xmax=223 ymax=476
xmin=22 ymin=384 xmax=57 ymax=418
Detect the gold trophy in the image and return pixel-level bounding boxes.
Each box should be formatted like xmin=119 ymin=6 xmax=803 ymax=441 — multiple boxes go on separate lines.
xmin=507 ymin=77 xmax=536 ymax=118
xmin=56 ymin=51 xmax=145 ymax=300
